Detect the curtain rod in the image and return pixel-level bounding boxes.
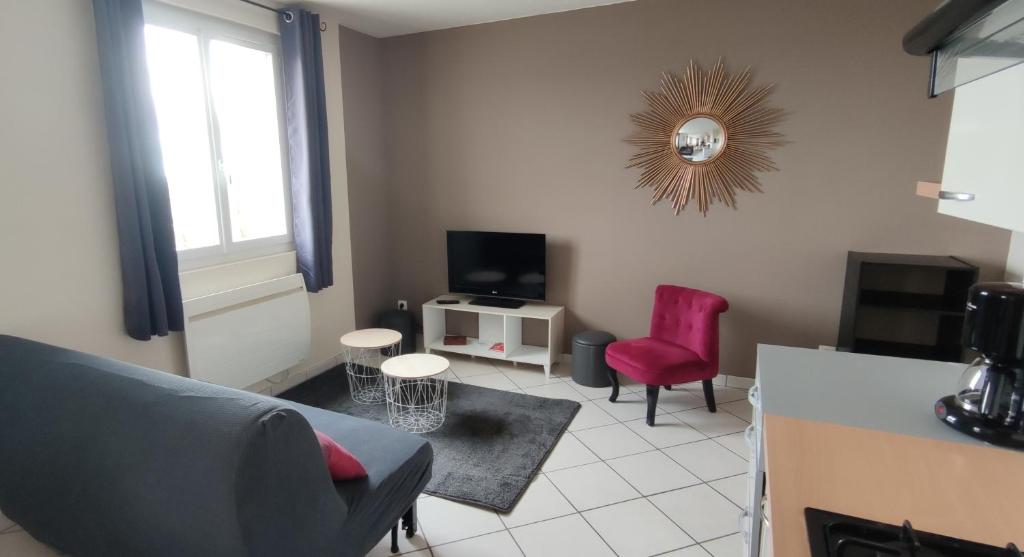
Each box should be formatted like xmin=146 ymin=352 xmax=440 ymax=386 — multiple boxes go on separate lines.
xmin=237 ymin=0 xmax=327 ymax=30
xmin=238 ymin=0 xmax=294 ymax=22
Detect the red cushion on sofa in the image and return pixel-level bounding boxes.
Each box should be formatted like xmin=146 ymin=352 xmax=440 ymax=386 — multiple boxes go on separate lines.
xmin=314 ymin=430 xmax=368 ymax=481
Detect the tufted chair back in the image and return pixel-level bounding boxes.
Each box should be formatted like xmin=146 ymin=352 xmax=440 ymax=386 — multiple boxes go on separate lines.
xmin=649 ymin=285 xmax=729 ymax=366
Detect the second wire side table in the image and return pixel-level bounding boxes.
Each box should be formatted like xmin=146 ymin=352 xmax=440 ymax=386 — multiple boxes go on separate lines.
xmin=339 ymin=328 xmax=403 ymax=404
xmin=380 ymin=354 xmax=450 ymax=433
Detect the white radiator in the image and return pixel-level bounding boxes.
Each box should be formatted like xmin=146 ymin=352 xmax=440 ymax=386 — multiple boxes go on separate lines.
xmin=182 ymin=273 xmax=311 ymax=389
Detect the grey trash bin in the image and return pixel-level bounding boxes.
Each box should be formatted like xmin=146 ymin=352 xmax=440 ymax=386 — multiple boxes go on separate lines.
xmin=377 ymin=309 xmax=416 ymax=355
xmin=572 ymin=331 xmax=616 ymax=388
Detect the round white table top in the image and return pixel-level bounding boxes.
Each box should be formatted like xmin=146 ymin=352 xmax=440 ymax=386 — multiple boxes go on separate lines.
xmin=340 ymin=328 xmax=403 ymax=349
xmin=381 ymin=354 xmax=450 ymax=379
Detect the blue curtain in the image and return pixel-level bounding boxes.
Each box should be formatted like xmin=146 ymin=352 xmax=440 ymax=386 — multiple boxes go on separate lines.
xmin=280 ymin=8 xmax=334 ymax=292
xmin=92 ymin=0 xmax=184 ymax=340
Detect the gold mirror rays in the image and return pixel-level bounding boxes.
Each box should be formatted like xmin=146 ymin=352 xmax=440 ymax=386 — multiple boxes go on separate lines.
xmin=627 ymin=60 xmax=784 ymax=215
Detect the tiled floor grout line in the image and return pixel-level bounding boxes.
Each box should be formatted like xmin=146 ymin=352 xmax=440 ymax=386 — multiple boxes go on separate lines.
xmin=599 ymin=446 xmax=704 ymax=553
xmin=576 ymin=506 xmax=624 ymax=557
xmin=499 ymin=478 xmax=579 ymax=530
xmin=562 ymin=388 xmax=749 ymax=416
xmin=544 ymin=424 xmax=749 ymax=476
xmin=641 ymin=493 xmax=704 ymax=554
xmin=704 ymin=473 xmax=749 ymax=510
xmin=505 ymin=527 xmax=528 ymax=557
xmin=701 ymin=531 xmax=745 ymax=545
xmin=650 ymin=546 xmax=696 ymax=557
xmin=542 ymin=480 xmax=645 ymax=514
xmin=425 ymin=527 xmax=514 ymax=554
xmin=540 ymin=469 xmax=623 ymax=557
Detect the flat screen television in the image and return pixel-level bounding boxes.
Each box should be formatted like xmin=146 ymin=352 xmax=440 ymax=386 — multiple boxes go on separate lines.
xmin=447 ymin=231 xmax=546 ymax=307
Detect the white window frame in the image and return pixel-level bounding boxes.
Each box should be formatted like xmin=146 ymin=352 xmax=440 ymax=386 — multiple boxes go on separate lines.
xmin=144 ymin=1 xmax=294 ymax=271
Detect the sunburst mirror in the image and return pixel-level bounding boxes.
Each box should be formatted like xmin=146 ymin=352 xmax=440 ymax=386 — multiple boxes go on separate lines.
xmin=627 ymin=60 xmax=783 ymax=215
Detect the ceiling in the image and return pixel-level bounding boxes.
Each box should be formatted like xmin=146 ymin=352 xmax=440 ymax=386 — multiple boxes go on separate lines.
xmin=310 ymin=0 xmax=637 ymax=38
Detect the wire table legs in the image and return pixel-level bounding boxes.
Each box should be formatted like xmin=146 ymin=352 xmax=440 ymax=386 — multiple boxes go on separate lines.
xmin=383 ymin=372 xmax=449 ymax=433
xmin=344 ymin=342 xmax=400 ymax=404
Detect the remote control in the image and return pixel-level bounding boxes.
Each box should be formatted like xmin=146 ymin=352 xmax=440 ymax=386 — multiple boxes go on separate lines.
xmin=437 ymin=299 xmax=460 ymax=305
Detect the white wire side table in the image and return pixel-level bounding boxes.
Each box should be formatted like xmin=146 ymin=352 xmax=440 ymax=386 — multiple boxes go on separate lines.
xmin=339 ymin=328 xmax=403 ymax=404
xmin=380 ymin=354 xmax=451 ymax=433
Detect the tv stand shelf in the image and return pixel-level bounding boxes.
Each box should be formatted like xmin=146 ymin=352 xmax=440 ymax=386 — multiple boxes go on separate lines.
xmin=422 ymin=295 xmax=564 ymax=377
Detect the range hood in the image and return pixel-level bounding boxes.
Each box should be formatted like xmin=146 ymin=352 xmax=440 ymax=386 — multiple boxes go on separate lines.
xmin=904 ymin=0 xmax=1024 ymax=96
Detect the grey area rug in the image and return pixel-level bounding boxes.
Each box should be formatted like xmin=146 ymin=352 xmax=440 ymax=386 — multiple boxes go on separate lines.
xmin=278 ymin=365 xmax=580 ymax=512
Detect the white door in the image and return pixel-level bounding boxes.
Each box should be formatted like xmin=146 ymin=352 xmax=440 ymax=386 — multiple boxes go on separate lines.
xmin=939 ymin=62 xmax=1024 ymax=232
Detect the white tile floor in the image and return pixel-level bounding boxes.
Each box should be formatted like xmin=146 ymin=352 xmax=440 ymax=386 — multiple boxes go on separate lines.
xmin=368 ymin=356 xmax=752 ymax=557
xmin=0 ymin=355 xmax=753 ymax=557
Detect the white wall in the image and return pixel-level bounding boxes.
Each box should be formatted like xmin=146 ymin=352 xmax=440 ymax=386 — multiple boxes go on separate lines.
xmin=1006 ymin=231 xmax=1024 ymax=282
xmin=0 ymin=0 xmax=356 ymax=387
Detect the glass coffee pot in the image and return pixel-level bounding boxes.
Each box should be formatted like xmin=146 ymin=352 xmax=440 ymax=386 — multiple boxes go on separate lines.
xmin=935 ymin=282 xmax=1024 ymax=450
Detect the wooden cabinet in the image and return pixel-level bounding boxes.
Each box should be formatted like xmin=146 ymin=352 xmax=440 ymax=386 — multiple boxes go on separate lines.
xmin=763 ymin=413 xmax=1024 ymax=556
xmin=757 ymin=345 xmax=1024 ymax=556
xmin=935 ymin=63 xmax=1024 ymax=232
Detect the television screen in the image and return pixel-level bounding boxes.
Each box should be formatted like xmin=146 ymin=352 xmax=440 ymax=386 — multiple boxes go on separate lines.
xmin=447 ymin=231 xmax=546 ymax=301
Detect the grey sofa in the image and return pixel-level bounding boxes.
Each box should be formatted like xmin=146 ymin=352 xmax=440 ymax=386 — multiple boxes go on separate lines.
xmin=0 ymin=335 xmax=432 ymax=557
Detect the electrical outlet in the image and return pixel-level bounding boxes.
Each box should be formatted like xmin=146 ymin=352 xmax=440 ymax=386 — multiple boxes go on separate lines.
xmin=397 ymin=299 xmax=408 ymax=311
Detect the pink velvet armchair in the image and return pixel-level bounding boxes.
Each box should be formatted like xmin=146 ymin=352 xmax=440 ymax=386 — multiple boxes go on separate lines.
xmin=605 ymin=285 xmax=729 ymax=426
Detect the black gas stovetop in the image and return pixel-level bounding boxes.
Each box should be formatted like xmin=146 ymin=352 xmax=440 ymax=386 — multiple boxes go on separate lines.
xmin=805 ymin=508 xmax=1021 ymax=557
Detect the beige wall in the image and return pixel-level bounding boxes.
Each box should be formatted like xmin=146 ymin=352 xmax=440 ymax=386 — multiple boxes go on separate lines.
xmin=0 ymin=0 xmax=357 ymax=385
xmin=377 ymin=0 xmax=1011 ymax=377
xmin=339 ymin=25 xmax=393 ymax=328
xmin=0 ymin=0 xmax=185 ymax=371
xmin=305 ymin=6 xmax=359 ymax=374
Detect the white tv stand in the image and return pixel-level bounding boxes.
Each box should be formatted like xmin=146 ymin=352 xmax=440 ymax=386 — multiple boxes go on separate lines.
xmin=422 ymin=295 xmax=565 ymax=377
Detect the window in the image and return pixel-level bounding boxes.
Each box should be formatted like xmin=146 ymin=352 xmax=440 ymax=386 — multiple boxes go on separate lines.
xmin=143 ymin=3 xmax=291 ymax=267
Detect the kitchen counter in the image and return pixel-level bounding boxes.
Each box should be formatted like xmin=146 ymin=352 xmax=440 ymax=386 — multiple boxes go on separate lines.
xmin=757 ymin=344 xmax=993 ymax=449
xmin=756 ymin=345 xmax=1024 ymax=557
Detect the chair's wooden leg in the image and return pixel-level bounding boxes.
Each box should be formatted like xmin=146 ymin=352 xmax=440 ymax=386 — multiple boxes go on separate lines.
xmin=645 ymin=384 xmax=660 ymax=426
xmin=702 ymin=379 xmax=717 ymax=413
xmin=390 ymin=524 xmax=399 ymax=553
xmin=608 ymin=367 xmax=620 ymax=402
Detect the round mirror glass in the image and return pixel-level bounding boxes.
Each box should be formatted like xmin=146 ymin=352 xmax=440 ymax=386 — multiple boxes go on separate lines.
xmin=674 ymin=116 xmax=726 ymax=163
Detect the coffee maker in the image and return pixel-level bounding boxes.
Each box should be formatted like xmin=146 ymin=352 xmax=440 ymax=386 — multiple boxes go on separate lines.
xmin=935 ymin=282 xmax=1024 ymax=450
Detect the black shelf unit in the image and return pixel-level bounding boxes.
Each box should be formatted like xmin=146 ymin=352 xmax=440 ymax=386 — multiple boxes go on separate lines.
xmin=837 ymin=252 xmax=978 ymax=363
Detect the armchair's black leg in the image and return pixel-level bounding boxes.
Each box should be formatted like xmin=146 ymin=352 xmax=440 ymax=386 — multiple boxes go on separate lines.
xmin=390 ymin=525 xmax=399 ymax=553
xmin=402 ymin=503 xmax=417 ymax=538
xmin=664 ymin=385 xmax=672 ymax=391
xmin=702 ymin=379 xmax=717 ymax=413
xmin=645 ymin=385 xmax=660 ymax=427
xmin=608 ymin=367 xmax=620 ymax=402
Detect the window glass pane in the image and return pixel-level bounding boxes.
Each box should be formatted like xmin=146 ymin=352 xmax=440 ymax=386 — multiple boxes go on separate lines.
xmin=208 ymin=39 xmax=288 ymax=243
xmin=144 ymin=24 xmax=221 ymax=251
